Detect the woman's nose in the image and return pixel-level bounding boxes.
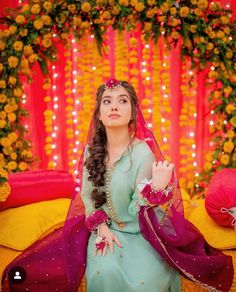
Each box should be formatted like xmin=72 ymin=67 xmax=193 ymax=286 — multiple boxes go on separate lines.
xmin=111 ymin=100 xmax=118 ymax=110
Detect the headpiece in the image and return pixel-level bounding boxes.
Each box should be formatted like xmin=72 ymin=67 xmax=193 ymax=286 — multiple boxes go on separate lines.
xmin=104 ymin=78 xmax=121 ymax=90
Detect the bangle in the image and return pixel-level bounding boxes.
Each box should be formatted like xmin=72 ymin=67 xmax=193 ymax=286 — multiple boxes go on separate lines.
xmin=85 ymin=210 xmax=110 ymax=232
xmin=141 ymin=183 xmax=174 ymax=205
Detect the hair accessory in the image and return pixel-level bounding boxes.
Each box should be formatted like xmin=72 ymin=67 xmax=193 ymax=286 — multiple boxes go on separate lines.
xmin=104 ymin=78 xmax=121 ymax=90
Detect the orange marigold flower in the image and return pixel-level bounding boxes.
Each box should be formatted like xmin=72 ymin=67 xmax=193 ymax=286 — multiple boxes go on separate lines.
xmin=20 ymin=29 xmax=28 ymax=37
xmin=42 ymin=38 xmax=52 ymax=48
xmin=31 ymin=4 xmax=41 ymax=14
xmin=33 ymin=19 xmax=44 ymax=30
xmin=41 ymin=15 xmax=52 ymax=25
xmin=0 ymin=80 xmax=6 ymax=88
xmin=15 ymin=15 xmax=26 ymax=24
xmin=43 ymin=1 xmax=53 ymax=11
xmin=28 ymin=54 xmax=38 ymax=63
xmin=8 ymin=76 xmax=17 ymax=85
xmin=81 ymin=2 xmax=92 ymax=12
xmin=220 ymin=154 xmax=230 ymax=165
xmin=0 ymin=94 xmax=7 ymax=103
xmin=171 ymin=31 xmax=180 ymax=39
xmin=0 ymin=40 xmax=6 ymax=51
xmin=13 ymin=41 xmax=24 ymax=52
xmin=9 ymin=25 xmax=17 ymax=35
xmin=180 ymin=6 xmax=189 ymax=18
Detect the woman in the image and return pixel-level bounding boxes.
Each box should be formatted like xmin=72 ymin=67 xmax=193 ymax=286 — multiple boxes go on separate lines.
xmin=3 ymin=79 xmax=233 ymax=292
xmin=82 ymin=79 xmax=181 ymax=291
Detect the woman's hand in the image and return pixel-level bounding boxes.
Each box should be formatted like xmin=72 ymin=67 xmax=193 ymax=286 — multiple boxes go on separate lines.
xmin=152 ymin=160 xmax=174 ymax=190
xmin=94 ymin=223 xmax=122 ymax=256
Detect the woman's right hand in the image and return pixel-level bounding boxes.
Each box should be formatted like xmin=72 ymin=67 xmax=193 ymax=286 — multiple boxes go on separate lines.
xmin=94 ymin=223 xmax=122 ymax=256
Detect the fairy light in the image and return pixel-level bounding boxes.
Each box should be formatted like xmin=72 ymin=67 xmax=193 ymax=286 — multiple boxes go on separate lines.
xmin=52 ymin=144 xmax=56 ymax=149
xmin=147 ymin=108 xmax=152 ymax=113
xmin=53 ymin=73 xmax=58 ymax=78
xmin=53 ymin=104 xmax=58 ymax=109
xmin=54 ymin=126 xmax=58 ymax=131
xmin=52 ymin=133 xmax=56 ymax=138
xmin=52 ymin=85 xmax=56 ymax=90
xmin=161 ymin=118 xmax=165 ymax=122
xmin=52 ymin=66 xmax=56 ymax=70
xmin=75 ymin=141 xmax=80 ymax=145
xmin=209 ymin=120 xmax=214 ymax=125
xmin=147 ymin=123 xmax=153 ymax=128
xmin=90 ymin=34 xmax=94 ymax=38
xmin=163 ymin=137 xmax=168 ymax=142
xmin=53 ymin=97 xmax=58 ymax=101
xmin=92 ymin=66 xmax=96 ymax=70
xmin=189 ymin=132 xmax=194 ymax=137
xmin=192 ymin=144 xmax=196 ymax=149
xmin=53 ymin=155 xmax=58 ymax=160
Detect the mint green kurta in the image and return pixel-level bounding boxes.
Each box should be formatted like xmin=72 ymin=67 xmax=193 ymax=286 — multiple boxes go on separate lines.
xmin=81 ymin=140 xmax=181 ymax=292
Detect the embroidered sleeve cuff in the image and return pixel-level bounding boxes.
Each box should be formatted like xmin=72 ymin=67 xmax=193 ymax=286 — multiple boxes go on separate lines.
xmin=85 ymin=209 xmax=110 ymax=232
xmin=138 ymin=179 xmax=174 ymax=205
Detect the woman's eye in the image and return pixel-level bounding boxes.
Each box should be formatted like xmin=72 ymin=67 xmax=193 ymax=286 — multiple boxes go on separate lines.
xmin=120 ymin=99 xmax=127 ymax=103
xmin=102 ymin=99 xmax=110 ymax=104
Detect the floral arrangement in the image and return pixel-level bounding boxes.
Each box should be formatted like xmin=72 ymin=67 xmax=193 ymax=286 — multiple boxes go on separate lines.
xmin=0 ymin=0 xmax=235 ymax=200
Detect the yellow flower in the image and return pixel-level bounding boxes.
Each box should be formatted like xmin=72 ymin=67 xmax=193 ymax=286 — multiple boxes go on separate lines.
xmin=0 ymin=111 xmax=6 ymax=119
xmin=31 ymin=4 xmax=41 ymax=14
xmin=119 ymin=0 xmax=129 ymax=6
xmin=81 ymin=2 xmax=92 ymax=12
xmin=7 ymin=161 xmax=17 ymax=171
xmin=204 ymin=162 xmax=212 ymax=171
xmin=8 ymin=56 xmax=19 ymax=68
xmin=206 ymin=42 xmax=214 ymax=51
xmin=1 ymin=137 xmax=12 ymax=147
xmin=226 ymin=51 xmax=233 ymax=59
xmin=13 ymin=41 xmax=24 ymax=52
xmin=197 ymin=0 xmax=208 ymax=9
xmin=68 ymin=4 xmax=76 ymax=13
xmin=226 ymin=130 xmax=235 ymax=139
xmin=216 ymin=30 xmax=224 ymax=39
xmin=21 ymin=3 xmax=30 ymax=12
xmin=135 ymin=2 xmax=145 ymax=12
xmin=8 ymin=132 xmax=17 ymax=142
xmin=0 ymin=169 xmax=8 ymax=179
xmin=170 ymin=7 xmax=177 ymax=15
xmin=23 ymin=45 xmax=34 ymax=57
xmin=144 ymin=22 xmax=152 ymax=31
xmin=19 ymin=162 xmax=28 ymax=171
xmin=223 ymin=140 xmax=234 ymax=153
xmin=170 ymin=18 xmax=179 ymax=27
xmin=220 ymin=16 xmax=230 ymax=25
xmin=171 ymin=31 xmax=180 ymax=40
xmin=194 ymin=8 xmax=202 ymax=16
xmin=0 ymin=94 xmax=7 ymax=103
xmin=8 ymin=113 xmax=17 ymax=122
xmin=3 ymin=146 xmax=13 ymax=155
xmin=28 ymin=54 xmax=38 ymax=63
xmin=129 ymin=37 xmax=137 ymax=47
xmin=180 ymin=7 xmax=190 ymax=18
xmin=0 ymin=80 xmax=6 ymax=89
xmin=230 ymin=116 xmax=236 ymax=128
xmin=20 ymin=29 xmax=28 ymax=37
xmin=220 ymin=154 xmax=230 ymax=165
xmin=160 ymin=3 xmax=169 ymax=13
xmin=16 ymin=141 xmax=23 ymax=148
xmin=189 ymin=25 xmax=197 ymax=33
xmin=103 ymin=11 xmax=111 ymax=19
xmin=13 ymin=88 xmax=23 ymax=97
xmin=0 ymin=63 xmax=3 ymax=72
xmin=15 ymin=15 xmax=26 ymax=24
xmin=34 ymin=19 xmax=44 ymax=30
xmin=44 ymin=96 xmax=51 ymax=102
xmin=41 ymin=15 xmax=52 ymax=26
xmin=110 ymin=5 xmax=119 ymax=15
xmin=147 ymin=0 xmax=155 ymax=5
xmin=191 ymin=0 xmax=197 ymax=4
xmin=0 ymin=120 xmax=6 ymax=128
xmin=10 ymin=152 xmax=17 ymax=160
xmin=42 ymin=38 xmax=52 ymax=48
xmin=9 ymin=25 xmax=17 ymax=35
xmin=213 ymin=48 xmax=219 ymax=54
xmin=8 ymin=76 xmax=17 ymax=86
xmin=0 ymin=41 xmax=6 ymax=51
xmin=43 ymin=1 xmax=53 ymax=11
xmin=0 ymin=182 xmax=11 ymax=202
xmin=226 ymin=103 xmax=235 ymax=114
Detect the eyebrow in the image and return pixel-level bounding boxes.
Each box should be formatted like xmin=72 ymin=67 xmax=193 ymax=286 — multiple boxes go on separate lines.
xmin=102 ymin=94 xmax=129 ymax=99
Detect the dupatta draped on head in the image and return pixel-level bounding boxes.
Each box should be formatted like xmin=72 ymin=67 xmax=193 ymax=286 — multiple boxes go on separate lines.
xmin=2 ymin=84 xmax=233 ymax=292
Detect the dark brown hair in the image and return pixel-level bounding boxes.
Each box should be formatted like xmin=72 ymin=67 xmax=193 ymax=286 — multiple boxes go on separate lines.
xmin=84 ymin=81 xmax=138 ymax=209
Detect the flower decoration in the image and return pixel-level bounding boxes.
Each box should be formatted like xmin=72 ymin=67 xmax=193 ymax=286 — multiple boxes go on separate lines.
xmin=104 ymin=78 xmax=121 ymax=90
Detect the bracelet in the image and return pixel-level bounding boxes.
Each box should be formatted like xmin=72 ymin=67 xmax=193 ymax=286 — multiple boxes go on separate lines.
xmin=141 ymin=183 xmax=174 ymax=205
xmin=85 ymin=209 xmax=110 ymax=232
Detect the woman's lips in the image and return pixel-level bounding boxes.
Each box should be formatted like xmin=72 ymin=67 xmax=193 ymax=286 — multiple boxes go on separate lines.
xmin=109 ymin=114 xmax=120 ymax=118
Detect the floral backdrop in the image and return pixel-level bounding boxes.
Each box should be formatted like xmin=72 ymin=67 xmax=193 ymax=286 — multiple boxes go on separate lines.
xmin=0 ymin=0 xmax=235 ymax=201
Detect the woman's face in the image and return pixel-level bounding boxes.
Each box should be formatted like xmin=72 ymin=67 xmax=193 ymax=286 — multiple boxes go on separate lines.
xmin=98 ymin=86 xmax=132 ymax=129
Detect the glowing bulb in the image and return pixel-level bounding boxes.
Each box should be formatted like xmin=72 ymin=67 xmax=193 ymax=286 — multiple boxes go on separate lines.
xmin=54 ymin=155 xmax=58 ymax=160
xmin=189 ymin=132 xmax=194 ymax=137
xmin=52 ymin=66 xmax=56 ymax=70
xmin=54 ymin=97 xmax=58 ymax=101
xmin=194 ymin=113 xmax=197 ymax=118
xmin=147 ymin=109 xmax=152 ymax=113
xmin=73 ymin=160 xmax=77 ymax=164
xmin=52 ymin=133 xmax=56 ymax=138
xmin=53 ymin=85 xmax=57 ymax=90
xmin=91 ymin=34 xmax=94 ymax=38
xmin=72 ymin=39 xmax=75 ymax=43
xmin=75 ymin=131 xmax=79 ymax=135
xmin=195 ymin=173 xmax=199 ymax=177
xmin=162 ymin=86 xmax=166 ymax=90
xmin=52 ymin=144 xmax=56 ymax=149
xmin=73 ymin=70 xmax=77 ymax=75
xmin=73 ymin=48 xmax=77 ymax=53
xmin=147 ymin=123 xmax=153 ymax=128
xmin=74 ymin=119 xmax=78 ymax=123
xmin=161 ymin=118 xmax=165 ymax=122
xmin=73 ymin=149 xmax=77 ymax=153
xmin=75 ymin=141 xmax=80 ymax=145
xmin=192 ymin=153 xmax=196 ymax=157
xmin=211 ymin=66 xmax=215 ymax=71
xmin=53 ymin=73 xmax=58 ymax=78
xmin=53 ymin=115 xmax=56 ymax=120
xmin=142 ymin=69 xmax=147 ymax=73
xmin=192 ymin=144 xmax=196 ymax=149
xmin=163 ymin=137 xmax=168 ymax=142
xmin=142 ymin=62 xmax=146 ymax=66
xmin=211 ymin=110 xmax=214 ymax=114
xmin=189 ymin=71 xmax=193 ymax=75
xmin=53 ymin=104 xmax=58 ymax=109
xmin=92 ymin=66 xmax=96 ymax=70
xmin=146 ymin=76 xmax=150 ymax=81
xmin=54 ymin=126 xmax=58 ymax=131
xmin=163 ymin=63 xmax=167 ymax=67
xmin=209 ymin=120 xmax=214 ymax=125
xmin=72 ymin=88 xmax=76 ymax=93
xmin=75 ymin=100 xmax=80 ymax=104
xmin=145 ymin=44 xmax=150 ymax=48
xmin=193 ymin=162 xmax=197 ymax=167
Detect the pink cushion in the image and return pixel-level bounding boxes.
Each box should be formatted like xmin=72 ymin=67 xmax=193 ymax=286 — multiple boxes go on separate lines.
xmin=0 ymin=170 xmax=74 ymax=211
xmin=205 ymin=168 xmax=236 ymax=229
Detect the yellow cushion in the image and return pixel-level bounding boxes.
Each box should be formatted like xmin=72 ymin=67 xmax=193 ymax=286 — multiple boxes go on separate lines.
xmin=186 ymin=199 xmax=236 ymax=250
xmin=0 ymin=198 xmax=70 ymax=251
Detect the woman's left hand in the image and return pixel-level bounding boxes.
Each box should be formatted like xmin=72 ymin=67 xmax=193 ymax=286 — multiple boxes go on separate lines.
xmin=152 ymin=160 xmax=174 ymax=190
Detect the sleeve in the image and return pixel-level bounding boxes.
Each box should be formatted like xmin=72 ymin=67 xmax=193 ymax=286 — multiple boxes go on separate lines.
xmin=128 ymin=148 xmax=174 ymax=217
xmin=128 ymin=149 xmax=155 ymax=216
xmin=80 ymin=145 xmax=110 ymax=232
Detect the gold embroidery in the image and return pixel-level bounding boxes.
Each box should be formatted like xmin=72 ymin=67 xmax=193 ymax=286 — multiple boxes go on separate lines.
xmin=105 ymin=168 xmax=127 ymax=229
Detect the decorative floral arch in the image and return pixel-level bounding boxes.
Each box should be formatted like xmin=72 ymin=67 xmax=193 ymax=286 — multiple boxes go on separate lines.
xmin=0 ymin=0 xmax=235 ymax=200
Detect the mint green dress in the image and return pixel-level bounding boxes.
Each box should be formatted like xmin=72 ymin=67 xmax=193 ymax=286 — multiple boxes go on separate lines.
xmin=81 ymin=140 xmax=181 ymax=292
